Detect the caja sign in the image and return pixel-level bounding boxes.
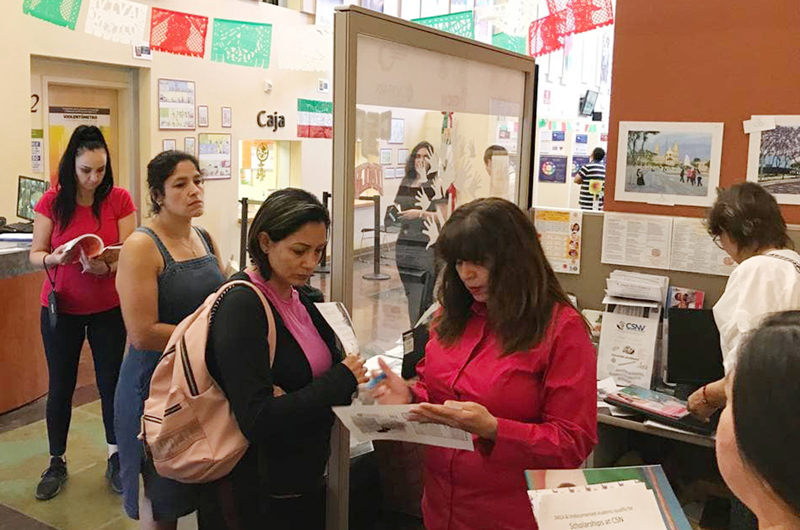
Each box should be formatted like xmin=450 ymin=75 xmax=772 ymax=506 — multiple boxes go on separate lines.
xmin=257 ymin=111 xmax=286 ymax=132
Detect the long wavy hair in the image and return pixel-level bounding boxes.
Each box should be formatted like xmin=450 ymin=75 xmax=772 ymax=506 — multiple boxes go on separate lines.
xmin=434 ymin=198 xmax=578 ymax=354
xmin=401 ymin=141 xmax=434 ymax=186
xmin=53 ymin=125 xmax=114 ymax=229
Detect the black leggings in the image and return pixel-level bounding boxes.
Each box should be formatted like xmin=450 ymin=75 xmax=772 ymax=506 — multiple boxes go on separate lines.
xmin=39 ymin=306 xmax=126 ymax=456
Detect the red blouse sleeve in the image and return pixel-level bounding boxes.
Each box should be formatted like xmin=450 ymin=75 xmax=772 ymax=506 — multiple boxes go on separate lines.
xmin=112 ymin=187 xmax=137 ymax=219
xmin=34 ymin=189 xmax=57 ymax=220
xmin=477 ymin=311 xmax=598 ymax=469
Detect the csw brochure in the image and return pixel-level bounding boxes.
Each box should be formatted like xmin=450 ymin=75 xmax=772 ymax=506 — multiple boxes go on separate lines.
xmin=333 ymin=404 xmax=474 ymax=451
xmin=597 ymin=307 xmax=660 ymax=388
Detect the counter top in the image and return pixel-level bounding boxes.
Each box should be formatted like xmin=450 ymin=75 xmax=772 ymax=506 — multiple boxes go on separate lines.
xmin=0 ymin=243 xmax=35 ymax=279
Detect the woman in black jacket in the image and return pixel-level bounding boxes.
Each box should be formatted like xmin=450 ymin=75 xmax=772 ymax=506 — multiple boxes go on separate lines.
xmin=201 ymin=188 xmax=368 ymax=529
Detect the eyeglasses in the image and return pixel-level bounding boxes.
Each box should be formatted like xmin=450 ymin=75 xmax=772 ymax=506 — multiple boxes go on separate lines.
xmin=712 ymin=235 xmax=724 ymax=250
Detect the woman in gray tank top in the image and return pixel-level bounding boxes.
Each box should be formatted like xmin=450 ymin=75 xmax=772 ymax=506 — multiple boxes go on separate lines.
xmin=114 ymin=151 xmax=225 ymax=529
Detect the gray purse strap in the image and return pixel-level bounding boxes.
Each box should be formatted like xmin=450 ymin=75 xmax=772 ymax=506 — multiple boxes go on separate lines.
xmin=765 ymin=252 xmax=800 ymax=274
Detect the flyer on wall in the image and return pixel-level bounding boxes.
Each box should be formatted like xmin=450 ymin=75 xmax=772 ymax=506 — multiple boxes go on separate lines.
xmin=158 ymin=79 xmax=196 ymax=130
xmin=670 ymin=217 xmax=737 ymax=276
xmin=534 ymin=209 xmax=582 ymax=274
xmin=601 ymin=212 xmax=673 ymax=270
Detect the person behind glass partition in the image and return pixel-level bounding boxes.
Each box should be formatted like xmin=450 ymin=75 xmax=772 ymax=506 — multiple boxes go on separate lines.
xmin=393 ymin=141 xmax=446 ymax=325
xmin=372 ymin=197 xmax=597 ymax=530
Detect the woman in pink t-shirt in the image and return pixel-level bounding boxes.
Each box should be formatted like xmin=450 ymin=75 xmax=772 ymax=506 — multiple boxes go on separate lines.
xmin=28 ymin=125 xmax=136 ymax=501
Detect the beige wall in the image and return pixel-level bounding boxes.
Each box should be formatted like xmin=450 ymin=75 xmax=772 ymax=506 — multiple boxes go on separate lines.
xmin=2 ymin=0 xmax=332 ymax=263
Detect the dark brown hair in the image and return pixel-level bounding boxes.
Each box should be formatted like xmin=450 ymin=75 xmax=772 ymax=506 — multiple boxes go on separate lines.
xmin=733 ymin=311 xmax=800 ymax=517
xmin=53 ymin=125 xmax=113 ymax=228
xmin=707 ymin=182 xmax=792 ymax=252
xmin=147 ymin=150 xmax=201 ymax=214
xmin=434 ymin=198 xmax=578 ymax=354
xmin=246 ymin=188 xmax=329 ymax=280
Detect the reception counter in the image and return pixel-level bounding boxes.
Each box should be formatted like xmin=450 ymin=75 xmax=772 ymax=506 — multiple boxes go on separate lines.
xmin=0 ymin=243 xmax=49 ymax=413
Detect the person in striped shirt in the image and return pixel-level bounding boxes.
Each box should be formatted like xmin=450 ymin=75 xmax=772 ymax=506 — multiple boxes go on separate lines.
xmin=574 ymin=147 xmax=606 ymax=211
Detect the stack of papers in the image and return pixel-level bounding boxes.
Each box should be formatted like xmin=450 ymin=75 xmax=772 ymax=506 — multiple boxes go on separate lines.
xmin=529 ymin=480 xmax=668 ymax=530
xmin=606 ymin=270 xmax=669 ymax=304
xmin=525 ymin=465 xmax=692 ymax=530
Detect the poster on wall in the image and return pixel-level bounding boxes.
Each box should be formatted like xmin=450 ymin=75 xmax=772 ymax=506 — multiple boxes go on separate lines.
xmin=614 ymin=121 xmax=724 ymax=207
xmin=31 ymin=130 xmax=44 ymax=174
xmin=745 ymin=115 xmax=800 ymax=205
xmin=48 ymin=106 xmax=112 ymax=185
xmin=534 ymin=209 xmax=582 ymax=274
xmin=670 ymin=217 xmax=737 ymax=277
xmin=538 ymin=155 xmax=568 ymax=183
xmin=158 ymin=79 xmax=196 ymax=130
xmin=198 ymin=133 xmax=231 ymax=179
xmin=573 ymin=133 xmax=589 ymax=156
xmin=571 ymin=156 xmax=591 ymax=179
xmin=601 ymin=212 xmax=673 ymax=270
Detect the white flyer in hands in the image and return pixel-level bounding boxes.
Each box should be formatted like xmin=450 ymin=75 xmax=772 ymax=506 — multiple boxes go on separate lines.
xmin=332 ymin=404 xmax=475 ymax=451
xmin=315 ymin=302 xmax=360 ymax=355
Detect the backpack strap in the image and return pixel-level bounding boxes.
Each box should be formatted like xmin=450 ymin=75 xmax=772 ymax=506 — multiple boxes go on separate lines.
xmin=764 ymin=252 xmax=800 ymax=275
xmin=216 ymin=280 xmax=277 ymax=367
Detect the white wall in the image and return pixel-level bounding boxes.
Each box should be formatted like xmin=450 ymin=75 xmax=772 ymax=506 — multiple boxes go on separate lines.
xmin=532 ymin=24 xmax=614 ymax=210
xmin=2 ymin=0 xmax=334 ymax=264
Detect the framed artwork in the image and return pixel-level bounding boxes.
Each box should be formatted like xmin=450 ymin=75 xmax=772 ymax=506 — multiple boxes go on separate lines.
xmin=198 ymin=133 xmax=232 ymax=180
xmin=389 ymin=118 xmax=405 ymax=144
xmin=398 ymin=148 xmax=410 ymax=166
xmin=384 ymin=167 xmax=395 ymax=179
xmin=198 ymin=105 xmax=209 ymax=127
xmin=162 ymin=138 xmax=176 ymax=151
xmin=614 ymin=121 xmax=724 ymax=207
xmin=222 ymin=107 xmax=232 ymax=128
xmin=158 ymin=79 xmax=195 ymax=130
xmin=746 ymin=115 xmax=800 ymax=205
xmin=380 ymin=148 xmax=393 ymax=165
xmin=184 ymin=136 xmax=196 ymax=157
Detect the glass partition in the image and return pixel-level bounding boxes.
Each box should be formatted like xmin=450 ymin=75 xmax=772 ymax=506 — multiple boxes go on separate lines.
xmin=328 ymin=8 xmax=535 ymax=528
xmin=350 ymin=34 xmax=529 ymax=355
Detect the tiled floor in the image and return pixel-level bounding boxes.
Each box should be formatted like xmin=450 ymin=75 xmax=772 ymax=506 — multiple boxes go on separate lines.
xmin=0 ymin=257 xmax=424 ymax=530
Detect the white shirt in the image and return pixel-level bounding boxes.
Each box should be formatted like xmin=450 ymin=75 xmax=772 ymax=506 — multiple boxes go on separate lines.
xmin=713 ymin=249 xmax=800 ymax=373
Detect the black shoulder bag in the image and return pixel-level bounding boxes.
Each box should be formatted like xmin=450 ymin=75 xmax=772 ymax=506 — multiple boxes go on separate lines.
xmin=44 ymin=255 xmax=59 ymax=329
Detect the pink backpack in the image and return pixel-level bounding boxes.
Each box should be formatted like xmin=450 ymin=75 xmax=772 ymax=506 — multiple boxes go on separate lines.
xmin=139 ymin=280 xmax=276 ymax=483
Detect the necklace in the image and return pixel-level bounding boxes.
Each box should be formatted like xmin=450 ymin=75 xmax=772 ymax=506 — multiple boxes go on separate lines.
xmin=177 ymin=237 xmax=197 ymax=257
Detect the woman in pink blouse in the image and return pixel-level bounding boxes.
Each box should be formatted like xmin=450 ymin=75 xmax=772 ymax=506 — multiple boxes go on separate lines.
xmin=374 ymin=198 xmax=598 ymax=530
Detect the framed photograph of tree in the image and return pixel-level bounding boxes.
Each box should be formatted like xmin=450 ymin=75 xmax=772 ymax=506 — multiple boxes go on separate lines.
xmin=746 ymin=116 xmax=800 ymax=205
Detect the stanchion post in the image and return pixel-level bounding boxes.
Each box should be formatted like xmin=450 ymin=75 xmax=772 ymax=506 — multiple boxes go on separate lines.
xmin=316 ymin=191 xmax=331 ymax=274
xmin=239 ymin=197 xmax=248 ymax=271
xmin=358 ymin=194 xmax=390 ymax=281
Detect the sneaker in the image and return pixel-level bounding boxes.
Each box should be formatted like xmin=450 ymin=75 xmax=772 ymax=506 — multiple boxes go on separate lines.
xmin=106 ymin=453 xmax=122 ymax=495
xmin=35 ymin=457 xmax=68 ymax=500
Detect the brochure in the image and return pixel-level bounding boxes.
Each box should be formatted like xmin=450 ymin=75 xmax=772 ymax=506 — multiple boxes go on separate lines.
xmin=332 ymin=404 xmax=474 ymax=451
xmin=525 ymin=465 xmax=693 ymax=530
xmin=62 ymin=234 xmax=122 ymax=264
xmin=605 ymin=386 xmax=689 ymax=419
